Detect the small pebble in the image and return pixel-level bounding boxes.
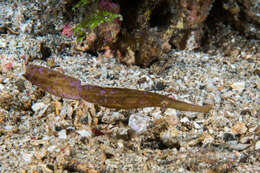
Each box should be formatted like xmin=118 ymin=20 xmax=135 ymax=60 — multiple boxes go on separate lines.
xmin=180 ymin=117 xmax=189 ymax=123
xmin=164 ymin=109 xmax=179 ymax=126
xmin=32 ymin=102 xmax=46 ymax=112
xmin=231 ymin=122 xmax=247 ymax=135
xmin=255 ymin=141 xmax=260 ymax=150
xmin=22 ymin=153 xmax=33 ymax=162
xmin=160 ymin=127 xmax=181 ymax=146
xmin=201 ymin=55 xmax=209 ymax=62
xmin=47 ymin=145 xmax=56 ymax=152
xmin=0 ymin=39 xmax=7 ymax=48
xmin=229 ymin=143 xmax=250 ymax=151
xmin=2 ymin=78 xmax=9 ymax=84
xmin=58 ymin=129 xmax=67 ymax=139
xmin=3 ymin=125 xmax=13 ymax=130
xmin=9 ymin=40 xmax=17 ymax=48
xmin=230 ymin=81 xmax=245 ymax=93
xmin=193 ymin=122 xmax=201 ymax=129
xmin=76 ymin=129 xmax=92 ymax=138
xmin=128 ymin=113 xmax=149 ymax=134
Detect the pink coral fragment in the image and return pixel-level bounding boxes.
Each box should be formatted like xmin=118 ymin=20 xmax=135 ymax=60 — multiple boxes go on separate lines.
xmin=5 ymin=62 xmax=13 ymax=70
xmin=62 ymin=24 xmax=73 ymax=37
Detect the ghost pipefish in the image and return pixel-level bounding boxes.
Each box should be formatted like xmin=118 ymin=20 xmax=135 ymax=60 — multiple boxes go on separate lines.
xmin=23 ymin=64 xmax=212 ymax=113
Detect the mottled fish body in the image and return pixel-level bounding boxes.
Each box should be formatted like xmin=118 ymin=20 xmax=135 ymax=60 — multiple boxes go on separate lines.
xmin=24 ymin=64 xmax=212 ymax=113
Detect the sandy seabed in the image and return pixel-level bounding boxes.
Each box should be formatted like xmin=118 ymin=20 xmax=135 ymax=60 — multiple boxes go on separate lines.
xmin=0 ymin=1 xmax=259 ymax=172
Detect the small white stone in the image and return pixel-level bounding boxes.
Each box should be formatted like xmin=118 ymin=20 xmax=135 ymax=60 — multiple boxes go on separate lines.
xmin=119 ymin=128 xmax=129 ymax=135
xmin=202 ymin=134 xmax=214 ymax=145
xmin=60 ymin=104 xmax=73 ymax=117
xmin=32 ymin=102 xmax=46 ymax=112
xmin=76 ymin=129 xmax=92 ymax=137
xmin=255 ymin=141 xmax=260 ymax=150
xmin=201 ymin=55 xmax=209 ymax=62
xmin=230 ymin=81 xmax=245 ymax=93
xmin=193 ymin=122 xmax=201 ymax=129
xmin=9 ymin=40 xmax=17 ymax=48
xmin=4 ymin=125 xmax=13 ymax=130
xmin=180 ymin=117 xmax=189 ymax=123
xmin=178 ymin=168 xmax=185 ymax=172
xmin=164 ymin=108 xmax=177 ymax=116
xmin=47 ymin=145 xmax=56 ymax=152
xmin=2 ymin=78 xmax=9 ymax=84
xmin=22 ymin=153 xmax=33 ymax=162
xmin=0 ymin=39 xmax=7 ymax=48
xmin=227 ymin=140 xmax=237 ymax=145
xmin=240 ymin=136 xmax=251 ymax=144
xmin=143 ymin=107 xmax=154 ymax=113
xmin=0 ymin=84 xmax=4 ymax=90
xmin=151 ymin=110 xmax=162 ymax=120
xmin=160 ymin=127 xmax=182 ymax=146
xmin=111 ymin=112 xmax=121 ymax=119
xmin=255 ymin=78 xmax=260 ymax=90
xmin=20 ymin=21 xmax=33 ymax=33
xmin=207 ymin=79 xmax=217 ymax=91
xmin=58 ymin=129 xmax=67 ymax=139
xmin=240 ymin=51 xmax=246 ymax=58
xmin=231 ymin=122 xmax=247 ymax=135
xmin=229 ymin=143 xmax=250 ymax=151
xmin=214 ymin=94 xmax=221 ymax=103
xmin=186 ymin=31 xmax=197 ymax=50
xmin=117 ymin=140 xmax=124 ymax=148
xmin=31 ymin=102 xmax=49 ymax=117
xmin=128 ymin=113 xmax=149 ymax=134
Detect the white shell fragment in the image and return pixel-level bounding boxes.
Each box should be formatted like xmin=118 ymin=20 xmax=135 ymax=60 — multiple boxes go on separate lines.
xmin=22 ymin=153 xmax=33 ymax=163
xmin=0 ymin=39 xmax=7 ymax=48
xmin=31 ymin=102 xmax=49 ymax=117
xmin=58 ymin=129 xmax=67 ymax=139
xmin=255 ymin=141 xmax=260 ymax=150
xmin=128 ymin=113 xmax=150 ymax=134
xmin=230 ymin=81 xmax=245 ymax=93
xmin=76 ymin=129 xmax=92 ymax=138
xmin=32 ymin=102 xmax=46 ymax=112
